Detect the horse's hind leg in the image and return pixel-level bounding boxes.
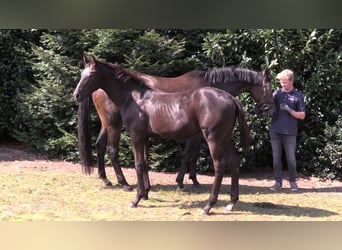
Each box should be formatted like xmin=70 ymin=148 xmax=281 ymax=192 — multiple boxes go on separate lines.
xmin=201 ymin=136 xmax=226 ymax=215
xmin=142 ymin=143 xmax=150 ymax=199
xmin=202 ymin=156 xmax=225 ymax=215
xmin=107 ymin=126 xmax=132 ymax=191
xmin=96 ymin=128 xmax=112 ymax=186
xmin=225 ymin=144 xmax=240 ymax=212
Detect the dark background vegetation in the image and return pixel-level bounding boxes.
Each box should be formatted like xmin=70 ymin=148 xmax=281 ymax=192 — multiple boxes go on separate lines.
xmin=0 ymin=29 xmax=341 ymax=179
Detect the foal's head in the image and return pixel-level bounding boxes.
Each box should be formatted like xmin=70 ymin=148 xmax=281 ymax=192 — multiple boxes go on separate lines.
xmin=73 ymin=55 xmax=102 ymax=102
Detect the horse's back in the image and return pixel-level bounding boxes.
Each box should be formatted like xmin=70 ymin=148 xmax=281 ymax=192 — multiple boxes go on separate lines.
xmin=194 ymin=87 xmax=237 ymax=113
xmin=140 ymin=71 xmax=209 ymax=93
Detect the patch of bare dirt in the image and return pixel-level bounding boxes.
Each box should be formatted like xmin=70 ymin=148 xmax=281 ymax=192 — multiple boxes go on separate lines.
xmin=0 ymin=143 xmax=341 ymax=192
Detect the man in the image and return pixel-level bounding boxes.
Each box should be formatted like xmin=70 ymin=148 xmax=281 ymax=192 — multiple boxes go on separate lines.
xmin=269 ymin=69 xmax=306 ymax=191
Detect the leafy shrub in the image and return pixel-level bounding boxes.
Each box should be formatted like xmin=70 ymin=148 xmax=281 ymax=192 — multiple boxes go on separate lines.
xmin=2 ymin=29 xmax=341 ymax=180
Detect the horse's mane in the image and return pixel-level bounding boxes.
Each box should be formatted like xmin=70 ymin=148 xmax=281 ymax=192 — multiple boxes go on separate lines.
xmin=189 ymin=67 xmax=260 ymax=85
xmin=97 ymin=59 xmax=146 ymax=85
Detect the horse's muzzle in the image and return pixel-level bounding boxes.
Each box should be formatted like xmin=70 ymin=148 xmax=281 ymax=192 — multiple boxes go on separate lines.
xmin=73 ymin=91 xmax=82 ymax=103
xmin=254 ymin=104 xmax=275 ymax=118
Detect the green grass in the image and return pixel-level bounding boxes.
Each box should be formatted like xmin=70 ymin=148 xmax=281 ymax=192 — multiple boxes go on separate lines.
xmin=0 ymin=165 xmax=341 ymax=221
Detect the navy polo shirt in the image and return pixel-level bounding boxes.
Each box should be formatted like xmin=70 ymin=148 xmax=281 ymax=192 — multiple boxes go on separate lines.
xmin=269 ymin=89 xmax=306 ymax=136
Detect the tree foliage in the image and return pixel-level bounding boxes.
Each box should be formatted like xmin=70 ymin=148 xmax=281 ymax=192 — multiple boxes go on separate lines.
xmin=1 ymin=29 xmax=341 ymax=179
xmin=14 ymin=30 xmax=96 ymax=159
xmin=0 ymin=29 xmax=39 ymax=137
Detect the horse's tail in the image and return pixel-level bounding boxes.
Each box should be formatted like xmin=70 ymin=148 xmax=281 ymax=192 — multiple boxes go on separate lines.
xmin=232 ymin=97 xmax=251 ymax=151
xmin=77 ymin=96 xmax=94 ymax=175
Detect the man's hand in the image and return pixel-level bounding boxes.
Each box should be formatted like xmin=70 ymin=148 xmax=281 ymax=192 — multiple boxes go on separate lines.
xmin=280 ymin=103 xmax=293 ymax=113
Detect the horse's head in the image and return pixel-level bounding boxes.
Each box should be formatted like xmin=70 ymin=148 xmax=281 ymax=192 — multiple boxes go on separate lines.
xmin=73 ymin=55 xmax=102 ymax=103
xmin=252 ymin=69 xmax=276 ymax=117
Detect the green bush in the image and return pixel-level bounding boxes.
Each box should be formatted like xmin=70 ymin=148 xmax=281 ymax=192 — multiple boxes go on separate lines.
xmin=2 ymin=29 xmax=341 ymax=180
xmin=298 ymin=116 xmax=342 ymax=180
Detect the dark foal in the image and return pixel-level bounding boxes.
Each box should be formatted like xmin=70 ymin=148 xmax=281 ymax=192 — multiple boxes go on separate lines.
xmin=78 ymin=59 xmax=275 ymax=191
xmin=74 ymin=56 xmax=251 ymax=214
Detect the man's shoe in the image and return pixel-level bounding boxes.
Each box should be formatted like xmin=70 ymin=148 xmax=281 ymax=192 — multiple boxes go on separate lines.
xmin=270 ymin=182 xmax=282 ymax=191
xmin=290 ymin=182 xmax=298 ymax=191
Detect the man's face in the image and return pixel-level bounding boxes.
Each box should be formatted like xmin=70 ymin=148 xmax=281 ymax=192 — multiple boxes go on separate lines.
xmin=279 ymin=77 xmax=293 ymax=91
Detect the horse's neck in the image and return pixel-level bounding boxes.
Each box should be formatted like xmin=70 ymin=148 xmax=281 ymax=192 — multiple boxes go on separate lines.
xmin=203 ymin=67 xmax=260 ymax=96
xmin=100 ymin=80 xmax=127 ymax=109
xmin=214 ymin=82 xmax=253 ymax=97
xmin=103 ymin=79 xmax=148 ymax=108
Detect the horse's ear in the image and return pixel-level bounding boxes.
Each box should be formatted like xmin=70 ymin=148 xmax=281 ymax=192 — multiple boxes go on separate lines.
xmin=83 ymin=55 xmax=90 ymax=65
xmin=83 ymin=55 xmax=97 ymax=66
xmin=262 ymin=69 xmax=271 ymax=80
xmin=90 ymin=55 xmax=97 ymax=65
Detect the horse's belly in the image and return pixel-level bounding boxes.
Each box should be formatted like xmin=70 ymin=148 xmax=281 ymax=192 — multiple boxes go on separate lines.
xmin=149 ymin=119 xmax=199 ymax=140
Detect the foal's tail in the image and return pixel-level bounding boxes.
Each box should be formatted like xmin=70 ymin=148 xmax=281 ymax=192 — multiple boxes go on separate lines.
xmin=77 ymin=97 xmax=94 ymax=175
xmin=232 ymin=97 xmax=251 ymax=151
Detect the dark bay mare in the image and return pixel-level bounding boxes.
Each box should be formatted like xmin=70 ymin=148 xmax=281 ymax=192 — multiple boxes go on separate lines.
xmin=78 ymin=57 xmax=275 ymax=191
xmin=74 ymin=56 xmax=252 ymax=214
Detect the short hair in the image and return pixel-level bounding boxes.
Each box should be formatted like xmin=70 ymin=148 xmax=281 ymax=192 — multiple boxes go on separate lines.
xmin=276 ymin=69 xmax=294 ymax=81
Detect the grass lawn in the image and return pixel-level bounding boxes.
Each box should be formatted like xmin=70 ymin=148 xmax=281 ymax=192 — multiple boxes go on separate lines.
xmin=1 ymin=158 xmax=341 ymax=221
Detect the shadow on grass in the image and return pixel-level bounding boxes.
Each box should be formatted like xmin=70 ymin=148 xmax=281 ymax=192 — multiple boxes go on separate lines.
xmin=239 ymin=184 xmax=342 ymax=194
xmin=149 ymin=183 xmax=340 ymax=218
xmin=186 ymin=200 xmax=339 ymax=218
xmin=151 ymin=182 xmax=342 ymax=194
xmin=236 ymin=201 xmax=339 ymax=218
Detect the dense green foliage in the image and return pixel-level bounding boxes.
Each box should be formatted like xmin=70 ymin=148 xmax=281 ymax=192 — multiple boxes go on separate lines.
xmin=0 ymin=30 xmax=38 ymax=137
xmin=1 ymin=29 xmax=341 ymax=179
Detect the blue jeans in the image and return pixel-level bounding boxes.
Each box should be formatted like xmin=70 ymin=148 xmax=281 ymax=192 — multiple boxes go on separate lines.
xmin=269 ymin=132 xmax=297 ymax=183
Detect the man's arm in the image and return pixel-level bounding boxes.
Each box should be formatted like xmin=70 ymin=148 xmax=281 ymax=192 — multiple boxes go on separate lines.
xmin=280 ymin=103 xmax=306 ymax=120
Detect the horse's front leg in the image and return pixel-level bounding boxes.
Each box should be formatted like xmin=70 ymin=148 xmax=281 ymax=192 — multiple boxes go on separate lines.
xmin=176 ymin=134 xmax=202 ymax=190
xmin=95 ymin=128 xmax=112 ymax=186
xmin=226 ymin=144 xmax=240 ymax=212
xmin=107 ymin=125 xmax=132 ymax=191
xmin=188 ymin=137 xmax=201 ymax=187
xmin=130 ymin=139 xmax=149 ymax=208
xmin=176 ymin=144 xmax=191 ymax=190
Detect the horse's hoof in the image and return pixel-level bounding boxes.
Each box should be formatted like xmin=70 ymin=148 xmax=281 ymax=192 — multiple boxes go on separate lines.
xmin=123 ymin=185 xmax=133 ymax=192
xmin=201 ymin=208 xmax=210 ymax=215
xmin=176 ymin=183 xmax=184 ymax=191
xmin=225 ymin=203 xmax=235 ymax=212
xmin=129 ymin=202 xmax=138 ymax=208
xmin=192 ymin=183 xmax=202 ymax=188
xmin=176 ymin=186 xmax=186 ymax=192
xmin=102 ymin=181 xmax=114 ymax=189
xmin=102 ymin=180 xmax=113 ymax=187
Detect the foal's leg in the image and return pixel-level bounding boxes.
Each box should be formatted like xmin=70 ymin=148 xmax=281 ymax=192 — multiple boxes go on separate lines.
xmin=202 ymin=137 xmax=226 ymax=215
xmin=176 ymin=134 xmax=202 ymax=190
xmin=225 ymin=143 xmax=240 ymax=212
xmin=107 ymin=125 xmax=132 ymax=191
xmin=95 ymin=128 xmax=112 ymax=186
xmin=188 ymin=134 xmax=202 ymax=187
xmin=130 ymin=139 xmax=149 ymax=207
xmin=142 ymin=143 xmax=150 ymax=199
